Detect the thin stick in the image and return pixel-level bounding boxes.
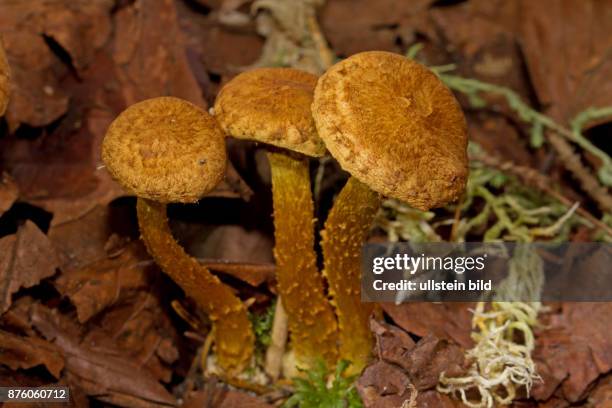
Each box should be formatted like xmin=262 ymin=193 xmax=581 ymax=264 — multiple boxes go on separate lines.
xmin=264 ymin=297 xmax=289 ymax=380
xmin=471 ymin=151 xmax=612 ymax=237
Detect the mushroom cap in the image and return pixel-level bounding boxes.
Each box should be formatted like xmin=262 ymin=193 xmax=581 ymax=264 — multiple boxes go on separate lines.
xmin=214 ymin=67 xmax=325 ymax=157
xmin=102 ymin=96 xmax=226 ymax=203
xmin=312 ymin=51 xmax=468 ymax=210
xmin=0 ymin=40 xmax=9 ymax=116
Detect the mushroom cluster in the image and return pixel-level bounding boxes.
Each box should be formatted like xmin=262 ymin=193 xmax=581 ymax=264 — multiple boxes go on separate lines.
xmin=0 ymin=39 xmax=10 ymax=116
xmin=101 ymin=50 xmax=468 ymax=378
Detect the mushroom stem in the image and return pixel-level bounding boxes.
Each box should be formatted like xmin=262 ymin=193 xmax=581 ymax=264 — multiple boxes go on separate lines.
xmin=136 ymin=198 xmax=254 ymax=373
xmin=267 ymin=152 xmax=338 ymax=368
xmin=321 ymin=177 xmax=381 ymax=373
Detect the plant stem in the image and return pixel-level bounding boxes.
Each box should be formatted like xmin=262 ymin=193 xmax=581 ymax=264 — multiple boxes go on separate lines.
xmin=136 ymin=198 xmax=254 ymax=373
xmin=321 ymin=177 xmax=381 ymax=373
xmin=268 ymin=152 xmax=339 ymax=368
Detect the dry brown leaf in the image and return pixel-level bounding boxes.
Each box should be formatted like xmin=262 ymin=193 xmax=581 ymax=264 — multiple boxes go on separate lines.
xmin=30 ymin=304 xmax=176 ymax=408
xmin=0 ymin=0 xmax=113 ymax=130
xmin=53 ymin=242 xmax=150 ymax=323
xmin=0 ymin=37 xmax=9 ymax=116
xmin=111 ymin=0 xmax=205 ymax=108
xmin=357 ymin=360 xmax=413 ymax=408
xmin=533 ymin=303 xmax=612 ymax=403
xmin=359 ymin=318 xmax=467 ymax=408
xmin=48 ymin=205 xmax=128 ymax=272
xmin=0 ymin=329 xmax=64 ymax=378
xmin=520 ymin=0 xmax=612 ymax=123
xmin=381 ymin=302 xmax=474 ymax=348
xmin=84 ymin=291 xmax=179 ymax=384
xmin=0 ymin=171 xmax=18 ymax=216
xmin=183 ymin=224 xmax=274 ymax=264
xmin=321 ymin=0 xmax=434 ymax=57
xmin=182 ymin=388 xmax=273 ymax=408
xmin=0 ymin=0 xmax=246 ymax=226
xmin=0 ymin=220 xmax=59 ymax=313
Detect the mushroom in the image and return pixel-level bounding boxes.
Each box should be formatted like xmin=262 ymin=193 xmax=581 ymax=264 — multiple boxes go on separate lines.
xmin=0 ymin=39 xmax=10 ymax=116
xmin=102 ymin=96 xmax=254 ymax=373
xmin=214 ymin=67 xmax=338 ymax=368
xmin=312 ymin=51 xmax=469 ymax=372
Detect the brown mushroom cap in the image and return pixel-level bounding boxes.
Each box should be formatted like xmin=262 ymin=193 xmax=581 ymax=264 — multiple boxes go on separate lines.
xmin=312 ymin=51 xmax=468 ymax=210
xmin=0 ymin=40 xmax=10 ymax=116
xmin=102 ymin=97 xmax=226 ymax=203
xmin=214 ymin=67 xmax=326 ymax=157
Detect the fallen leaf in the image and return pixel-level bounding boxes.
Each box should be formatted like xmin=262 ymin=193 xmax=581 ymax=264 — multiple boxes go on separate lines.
xmin=84 ymin=291 xmax=179 ymax=384
xmin=381 ymin=302 xmax=474 ymax=348
xmin=30 ymin=304 xmax=177 ymax=408
xmin=321 ymin=0 xmax=434 ymax=57
xmin=180 ymin=224 xmax=274 ymax=264
xmin=48 ymin=205 xmax=128 ymax=272
xmin=357 ymin=360 xmax=413 ymax=408
xmin=53 ymin=242 xmax=150 ymax=323
xmin=182 ymin=388 xmax=273 ymax=408
xmin=0 ymin=38 xmax=9 ymax=116
xmin=0 ymin=171 xmax=18 ymax=216
xmin=586 ymin=374 xmax=612 ymax=407
xmin=371 ymin=318 xmax=416 ymax=367
xmin=0 ymin=220 xmax=59 ymax=313
xmin=0 ymin=329 xmax=64 ymax=378
xmin=519 ymin=0 xmax=612 ymax=123
xmin=533 ymin=303 xmax=612 ymax=403
xmin=0 ymin=0 xmax=113 ymax=130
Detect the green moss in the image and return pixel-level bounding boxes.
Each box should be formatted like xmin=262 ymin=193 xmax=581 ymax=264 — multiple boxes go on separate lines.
xmin=284 ymin=360 xmax=363 ymax=408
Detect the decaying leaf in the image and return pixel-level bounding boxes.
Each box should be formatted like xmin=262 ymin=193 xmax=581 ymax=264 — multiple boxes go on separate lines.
xmin=533 ymin=303 xmax=612 ymax=403
xmin=0 ymin=37 xmax=9 ymax=116
xmin=0 ymin=329 xmax=64 ymax=378
xmin=0 ymin=220 xmax=60 ymax=313
xmin=0 ymin=171 xmax=19 ymax=216
xmin=519 ymin=0 xmax=612 ymax=123
xmin=0 ymin=0 xmax=113 ymax=130
xmin=53 ymin=242 xmax=150 ymax=323
xmin=359 ymin=318 xmax=467 ymax=408
xmin=182 ymin=388 xmax=273 ymax=408
xmin=381 ymin=302 xmax=474 ymax=348
xmin=30 ymin=304 xmax=177 ymax=408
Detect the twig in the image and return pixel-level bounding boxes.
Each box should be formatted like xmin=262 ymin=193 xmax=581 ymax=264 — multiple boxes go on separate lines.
xmin=435 ymin=72 xmax=612 ymax=213
xmin=471 ymin=151 xmax=612 ymax=237
xmin=264 ymin=297 xmax=289 ymax=380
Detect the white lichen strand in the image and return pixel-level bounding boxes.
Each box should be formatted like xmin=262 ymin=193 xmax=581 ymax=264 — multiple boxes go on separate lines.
xmin=437 ymin=301 xmax=542 ymax=408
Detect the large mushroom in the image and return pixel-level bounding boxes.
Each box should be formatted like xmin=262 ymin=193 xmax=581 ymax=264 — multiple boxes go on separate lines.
xmin=102 ymin=96 xmax=254 ymax=373
xmin=214 ymin=68 xmax=339 ymax=369
xmin=0 ymin=39 xmax=10 ymax=116
xmin=312 ymin=51 xmax=469 ymax=371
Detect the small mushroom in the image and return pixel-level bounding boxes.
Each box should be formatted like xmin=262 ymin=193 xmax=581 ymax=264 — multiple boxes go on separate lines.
xmin=214 ymin=68 xmax=339 ymax=368
xmin=0 ymin=39 xmax=10 ymax=116
xmin=102 ymin=96 xmax=254 ymax=373
xmin=312 ymin=51 xmax=469 ymax=372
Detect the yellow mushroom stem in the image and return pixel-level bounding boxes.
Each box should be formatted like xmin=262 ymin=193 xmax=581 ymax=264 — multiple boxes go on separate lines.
xmin=267 ymin=152 xmax=339 ymax=368
xmin=136 ymin=198 xmax=254 ymax=373
xmin=321 ymin=177 xmax=381 ymax=373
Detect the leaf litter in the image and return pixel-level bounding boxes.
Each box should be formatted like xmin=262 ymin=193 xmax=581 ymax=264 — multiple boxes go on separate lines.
xmin=0 ymin=0 xmax=611 ymax=407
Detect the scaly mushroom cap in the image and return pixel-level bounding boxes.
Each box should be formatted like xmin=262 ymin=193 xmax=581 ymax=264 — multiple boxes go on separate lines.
xmin=214 ymin=67 xmax=326 ymax=157
xmin=312 ymin=51 xmax=468 ymax=210
xmin=102 ymin=97 xmax=226 ymax=203
xmin=0 ymin=40 xmax=10 ymax=116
